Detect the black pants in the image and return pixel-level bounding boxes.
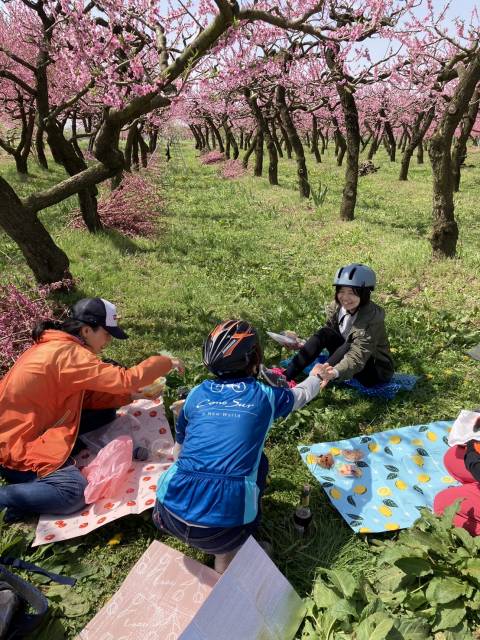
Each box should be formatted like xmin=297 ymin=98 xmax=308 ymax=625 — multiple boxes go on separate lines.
xmin=284 ymin=326 xmax=382 ymax=387
xmin=71 ymin=408 xmax=117 ymax=455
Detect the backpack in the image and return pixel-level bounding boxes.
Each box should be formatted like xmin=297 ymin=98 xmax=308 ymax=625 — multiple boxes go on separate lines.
xmin=0 ymin=557 xmax=76 ymax=639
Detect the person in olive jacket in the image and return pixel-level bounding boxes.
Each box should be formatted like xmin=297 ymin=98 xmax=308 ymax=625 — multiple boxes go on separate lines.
xmin=284 ymin=263 xmax=394 ymax=388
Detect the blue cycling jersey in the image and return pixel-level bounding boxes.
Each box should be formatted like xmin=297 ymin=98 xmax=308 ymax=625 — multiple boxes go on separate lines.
xmin=156 ymin=377 xmax=294 ymax=527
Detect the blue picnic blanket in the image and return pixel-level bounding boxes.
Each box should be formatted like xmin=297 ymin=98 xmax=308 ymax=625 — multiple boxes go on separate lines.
xmin=280 ymin=355 xmax=417 ymax=400
xmin=298 ymin=420 xmax=458 ymax=534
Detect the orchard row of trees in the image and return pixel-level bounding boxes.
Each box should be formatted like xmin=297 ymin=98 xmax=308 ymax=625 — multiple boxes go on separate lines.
xmin=1 ymin=0 xmax=479 ymax=286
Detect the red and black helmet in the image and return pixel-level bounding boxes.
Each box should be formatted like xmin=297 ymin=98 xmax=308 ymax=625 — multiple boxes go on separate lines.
xmin=202 ymin=320 xmax=262 ymax=377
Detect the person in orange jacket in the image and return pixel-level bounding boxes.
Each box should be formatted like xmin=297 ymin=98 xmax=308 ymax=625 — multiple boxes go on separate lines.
xmin=0 ymin=297 xmax=184 ymax=521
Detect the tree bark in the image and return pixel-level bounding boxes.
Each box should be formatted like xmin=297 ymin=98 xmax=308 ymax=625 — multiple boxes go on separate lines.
xmin=35 ymin=125 xmax=49 ymax=170
xmin=428 ymin=55 xmax=480 ymax=257
xmin=276 ymin=116 xmax=292 ymax=158
xmin=311 ymin=115 xmax=321 ymax=163
xmin=206 ymin=117 xmax=225 ymax=152
xmin=0 ymin=176 xmax=71 ymax=284
xmin=275 ymin=85 xmax=309 ymax=197
xmin=254 ymin=127 xmax=264 ymax=177
xmin=244 ymin=89 xmax=278 ymax=184
xmin=417 ymin=140 xmax=424 ymax=164
xmin=451 ymin=86 xmax=480 ymax=191
xmin=399 ymin=106 xmax=435 ymax=181
xmin=380 ymin=109 xmax=396 ymax=161
xmin=242 ymin=133 xmax=257 ymax=168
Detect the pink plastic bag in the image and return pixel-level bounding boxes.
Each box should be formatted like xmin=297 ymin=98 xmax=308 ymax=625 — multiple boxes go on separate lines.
xmin=82 ymin=436 xmax=133 ymax=504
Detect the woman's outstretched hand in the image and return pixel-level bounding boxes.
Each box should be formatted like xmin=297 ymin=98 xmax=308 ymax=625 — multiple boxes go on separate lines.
xmin=311 ymin=363 xmax=337 ymax=389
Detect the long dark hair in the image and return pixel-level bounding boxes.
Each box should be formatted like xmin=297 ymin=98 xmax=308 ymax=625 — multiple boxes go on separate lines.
xmin=335 ymin=285 xmax=371 ymax=308
xmin=32 ymin=319 xmax=98 ymax=342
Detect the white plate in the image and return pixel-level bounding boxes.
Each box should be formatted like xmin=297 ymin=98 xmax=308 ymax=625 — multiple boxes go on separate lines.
xmin=266 ymin=331 xmax=300 ymax=347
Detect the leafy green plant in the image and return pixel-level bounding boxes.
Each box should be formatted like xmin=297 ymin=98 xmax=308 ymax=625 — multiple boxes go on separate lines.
xmin=310 ymin=180 xmax=328 ymax=208
xmin=302 ymin=503 xmax=480 ymax=639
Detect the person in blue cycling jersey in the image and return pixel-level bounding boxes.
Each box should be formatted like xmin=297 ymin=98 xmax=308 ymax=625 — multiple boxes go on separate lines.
xmin=153 ymin=319 xmax=322 ymax=572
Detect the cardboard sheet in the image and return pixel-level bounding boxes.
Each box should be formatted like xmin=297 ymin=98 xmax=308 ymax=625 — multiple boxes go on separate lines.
xmin=78 ymin=540 xmax=219 ymax=639
xmin=79 ymin=537 xmax=305 ymax=640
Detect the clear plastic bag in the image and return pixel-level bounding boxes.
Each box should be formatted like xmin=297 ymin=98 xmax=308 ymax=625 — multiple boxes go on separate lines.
xmin=82 ymin=436 xmax=133 ymax=504
xmin=79 ymin=413 xmax=141 ymax=453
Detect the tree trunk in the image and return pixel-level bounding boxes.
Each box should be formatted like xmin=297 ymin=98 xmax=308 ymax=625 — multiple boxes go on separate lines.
xmin=0 ymin=176 xmax=71 ymax=284
xmin=428 ymin=54 xmax=480 ymax=257
xmin=417 ymin=141 xmax=424 ymax=164
xmin=269 ymin=120 xmax=283 ymax=157
xmin=254 ymin=128 xmax=264 ymax=177
xmin=452 ymin=87 xmax=480 ymax=191
xmin=242 ymin=134 xmax=257 ymax=168
xmin=311 ymin=115 xmax=321 ymax=163
xmin=35 ymin=126 xmax=49 ymax=170
xmin=399 ymin=107 xmax=435 ymax=181
xmin=14 ymin=153 xmax=29 ymax=178
xmin=338 ymin=90 xmax=360 ymax=221
xmin=244 ymin=89 xmax=278 ymax=184
xmin=380 ymin=109 xmax=396 ymax=161
xmin=333 ymin=119 xmax=347 ymax=166
xmin=275 ymin=85 xmax=310 ymax=197
xmin=138 ymin=131 xmax=149 ymax=168
xmin=206 ymin=117 xmax=225 ymax=153
xmin=190 ymin=124 xmax=201 ymax=149
xmin=276 ymin=116 xmax=292 ymax=158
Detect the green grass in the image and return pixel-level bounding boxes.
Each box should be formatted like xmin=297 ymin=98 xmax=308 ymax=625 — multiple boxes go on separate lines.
xmin=1 ymin=141 xmax=480 ymax=637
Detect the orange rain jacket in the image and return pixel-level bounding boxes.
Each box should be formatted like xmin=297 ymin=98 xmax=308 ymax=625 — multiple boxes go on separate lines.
xmin=0 ymin=330 xmax=173 ymax=477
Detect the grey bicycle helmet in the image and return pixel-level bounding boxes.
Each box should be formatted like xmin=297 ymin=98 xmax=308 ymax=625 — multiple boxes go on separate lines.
xmin=333 ymin=264 xmax=376 ymax=290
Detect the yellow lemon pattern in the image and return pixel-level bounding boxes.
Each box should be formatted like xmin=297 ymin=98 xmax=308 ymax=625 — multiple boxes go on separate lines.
xmin=377 ymin=487 xmax=391 ymax=497
xmin=412 ymin=455 xmax=424 ymax=467
xmin=353 ymin=485 xmax=367 ymax=495
xmin=308 ymin=424 xmax=449 ymax=534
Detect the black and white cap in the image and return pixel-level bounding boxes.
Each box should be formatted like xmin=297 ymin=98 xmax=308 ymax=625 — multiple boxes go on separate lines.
xmin=70 ymin=298 xmax=128 ymax=340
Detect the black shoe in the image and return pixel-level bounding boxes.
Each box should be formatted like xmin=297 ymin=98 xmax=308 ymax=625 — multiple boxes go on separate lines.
xmin=258 ymin=365 xmax=290 ymax=388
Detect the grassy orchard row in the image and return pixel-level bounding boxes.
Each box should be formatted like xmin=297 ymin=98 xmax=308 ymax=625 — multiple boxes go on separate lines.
xmin=0 ymin=141 xmax=480 ymax=637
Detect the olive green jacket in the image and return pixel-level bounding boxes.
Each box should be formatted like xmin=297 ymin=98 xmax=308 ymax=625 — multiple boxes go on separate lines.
xmin=326 ymin=301 xmax=394 ymax=382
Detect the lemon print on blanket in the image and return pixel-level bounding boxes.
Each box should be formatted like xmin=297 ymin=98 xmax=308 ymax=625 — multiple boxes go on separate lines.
xmin=417 ymin=474 xmax=430 ymax=483
xmin=442 ymin=475 xmax=455 ymax=484
xmin=385 ymin=522 xmax=400 ymax=531
xmin=377 ymin=487 xmax=391 ymax=497
xmin=412 ymin=455 xmax=424 ymax=467
xmin=353 ymin=485 xmax=367 ymax=495
xmin=330 ymin=447 xmax=341 ymax=456
xmin=330 ymin=488 xmax=341 ymax=500
xmin=378 ymin=505 xmax=392 ymax=517
xmin=395 ymin=479 xmax=408 ymax=490
xmin=426 ymin=431 xmax=437 ymax=442
xmin=412 ymin=439 xmax=423 ymax=446
xmin=389 ymin=435 xmax=401 ymax=445
xmin=359 ymin=527 xmax=371 ymax=534
xmin=368 ymin=442 xmax=380 ymax=453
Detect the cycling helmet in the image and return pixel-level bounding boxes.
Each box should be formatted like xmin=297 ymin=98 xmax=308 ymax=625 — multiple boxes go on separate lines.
xmin=203 ymin=320 xmax=262 ymax=377
xmin=333 ymin=264 xmax=376 ymax=290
